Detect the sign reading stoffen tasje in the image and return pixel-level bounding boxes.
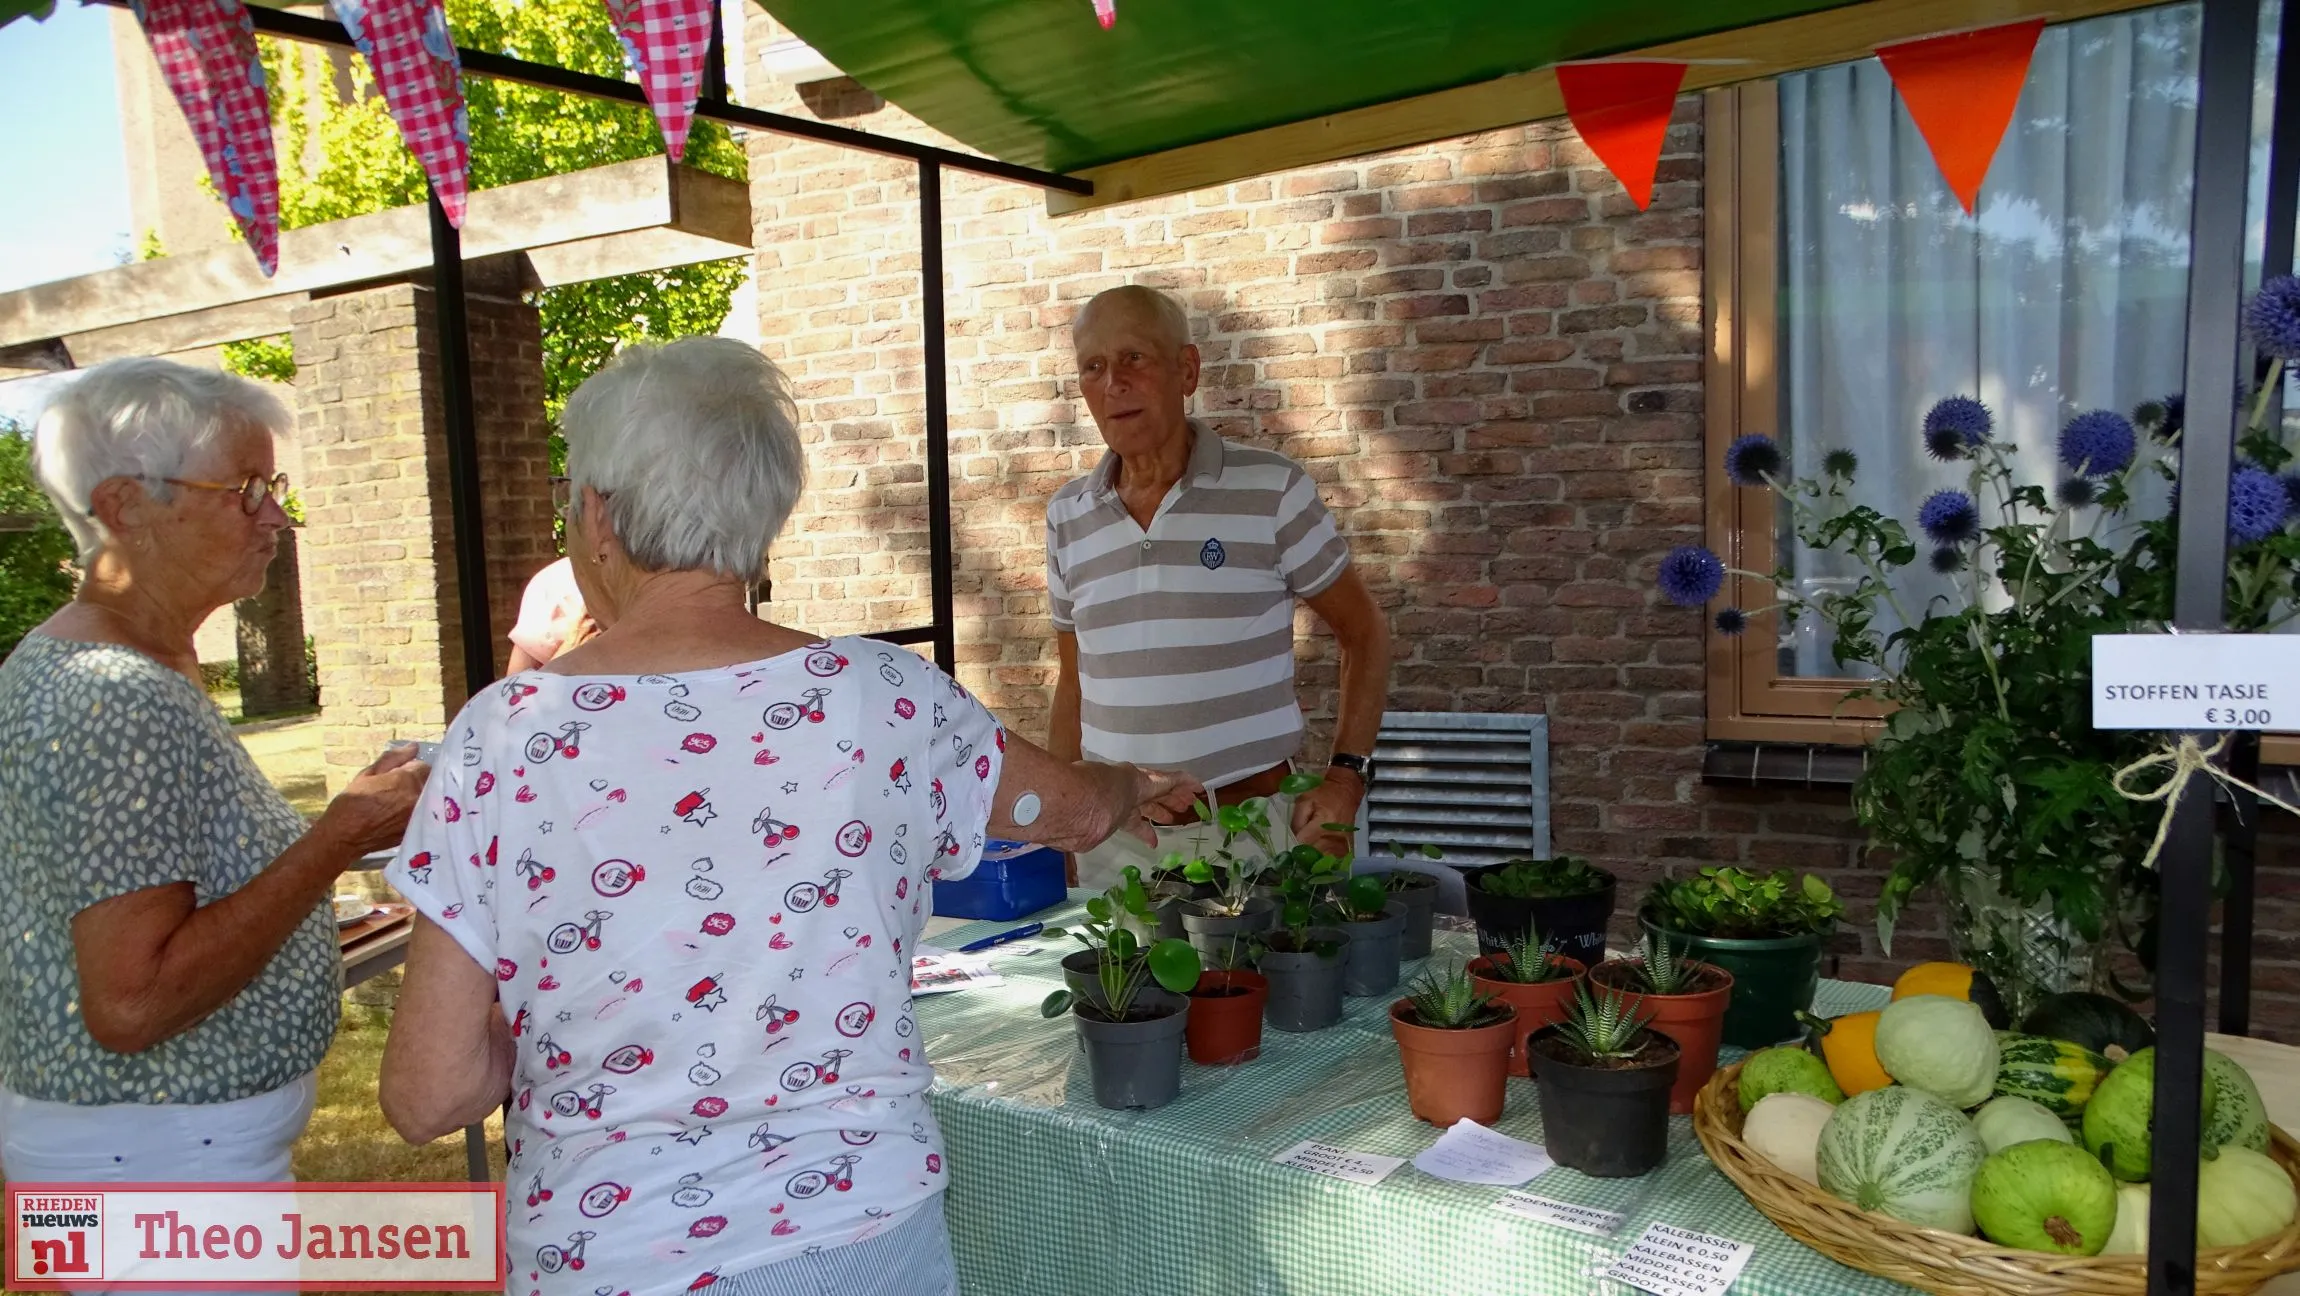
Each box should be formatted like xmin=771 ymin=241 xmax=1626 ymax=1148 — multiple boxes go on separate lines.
xmin=2091 ymin=634 xmax=2300 ymax=731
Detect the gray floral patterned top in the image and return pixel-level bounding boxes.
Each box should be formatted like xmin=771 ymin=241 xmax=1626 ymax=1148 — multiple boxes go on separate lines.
xmin=0 ymin=633 xmax=337 ymax=1105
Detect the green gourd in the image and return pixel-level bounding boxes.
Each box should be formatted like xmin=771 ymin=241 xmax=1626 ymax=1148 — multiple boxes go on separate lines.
xmin=2084 ymin=1048 xmax=2217 ymax=1183
xmin=1876 ymin=995 xmax=1999 ymax=1109
xmin=1970 ymin=1139 xmax=2118 ymax=1254
xmin=1817 ymin=1085 xmax=1986 ymax=1234
xmin=1971 ymin=1095 xmax=2075 ymax=1155
xmin=1993 ymin=1032 xmax=2113 ymax=1118
xmin=2201 ymin=1049 xmax=2271 ymax=1155
xmin=2019 ymin=992 xmax=2154 ymax=1062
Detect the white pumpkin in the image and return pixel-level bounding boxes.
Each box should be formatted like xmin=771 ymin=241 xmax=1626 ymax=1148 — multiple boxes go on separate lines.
xmin=1745 ymin=1091 xmax=1834 ymax=1185
xmin=1970 ymin=1095 xmax=2075 ymax=1155
xmin=2197 ymin=1147 xmax=2299 ymax=1250
xmin=2104 ymin=1183 xmax=2149 ymax=1256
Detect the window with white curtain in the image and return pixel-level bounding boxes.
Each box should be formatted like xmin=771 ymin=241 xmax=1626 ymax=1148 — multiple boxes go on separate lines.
xmin=1773 ymin=3 xmax=2202 ymax=677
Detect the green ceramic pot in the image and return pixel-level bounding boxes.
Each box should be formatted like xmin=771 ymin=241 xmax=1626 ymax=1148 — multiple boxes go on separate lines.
xmin=1638 ymin=916 xmax=1827 ymax=1049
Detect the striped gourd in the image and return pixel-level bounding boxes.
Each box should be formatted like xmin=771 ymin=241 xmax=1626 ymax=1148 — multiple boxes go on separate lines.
xmin=1994 ymin=1032 xmax=2112 ymax=1118
xmin=1817 ymin=1085 xmax=1987 ymax=1234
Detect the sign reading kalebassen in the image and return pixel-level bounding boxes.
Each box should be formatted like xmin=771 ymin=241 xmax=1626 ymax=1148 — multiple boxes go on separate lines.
xmin=6 ymin=1185 xmax=504 ymax=1290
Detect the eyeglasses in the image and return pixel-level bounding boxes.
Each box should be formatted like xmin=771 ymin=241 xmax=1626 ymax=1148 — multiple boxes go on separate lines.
xmin=550 ymin=476 xmax=573 ymax=514
xmin=152 ymin=473 xmax=291 ymax=516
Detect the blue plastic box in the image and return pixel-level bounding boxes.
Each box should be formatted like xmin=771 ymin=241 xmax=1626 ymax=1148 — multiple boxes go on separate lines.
xmin=932 ymin=841 xmax=1066 ymax=920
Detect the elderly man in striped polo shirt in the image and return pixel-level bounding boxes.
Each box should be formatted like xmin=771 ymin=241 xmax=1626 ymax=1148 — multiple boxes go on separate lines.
xmin=1047 ymin=284 xmax=1393 ymax=890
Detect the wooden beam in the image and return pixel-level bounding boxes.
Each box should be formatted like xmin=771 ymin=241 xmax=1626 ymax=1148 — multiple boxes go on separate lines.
xmin=0 ymin=157 xmax=752 ymax=349
xmin=1046 ymin=0 xmax=2163 ymax=215
xmin=61 ymin=297 xmax=301 ymax=366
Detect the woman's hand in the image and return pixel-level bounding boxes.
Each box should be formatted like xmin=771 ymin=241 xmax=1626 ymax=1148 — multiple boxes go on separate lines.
xmin=316 ymin=746 xmax=431 ymax=858
xmin=1122 ymin=765 xmax=1203 ymax=845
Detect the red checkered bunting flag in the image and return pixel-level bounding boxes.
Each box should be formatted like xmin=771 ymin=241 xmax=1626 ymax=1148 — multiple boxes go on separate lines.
xmin=601 ymin=0 xmax=713 ymax=161
xmin=330 ymin=0 xmax=471 ymax=226
xmin=130 ymin=0 xmax=279 ymax=274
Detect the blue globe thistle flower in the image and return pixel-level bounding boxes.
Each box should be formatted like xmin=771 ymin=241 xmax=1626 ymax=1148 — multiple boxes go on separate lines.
xmin=2244 ymin=275 xmax=2300 ymax=361
xmin=1917 ymin=489 xmax=1981 ymax=545
xmin=1928 ymin=545 xmax=1966 ymax=574
xmin=2057 ymin=410 xmax=2137 ymax=476
xmin=1923 ymin=396 xmax=1993 ymax=460
xmin=2229 ymin=464 xmax=2290 ymax=544
xmin=2054 ymin=478 xmax=2098 ymax=509
xmin=1657 ymin=545 xmax=1726 ymax=607
xmin=2140 ymin=394 xmax=2184 ymax=442
xmin=1722 ymin=434 xmax=1784 ymax=487
xmin=1713 ymin=608 xmax=1749 ymax=637
xmin=1821 ymin=448 xmax=1859 ymax=479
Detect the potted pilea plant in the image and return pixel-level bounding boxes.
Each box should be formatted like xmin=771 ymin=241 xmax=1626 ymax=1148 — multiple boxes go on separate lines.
xmin=1467 ymin=922 xmax=1585 ymax=1079
xmin=1258 ymin=831 xmax=1355 ymax=1033
xmin=1638 ymin=866 xmax=1841 ymax=1048
xmin=1461 ymin=854 xmax=1617 ymax=967
xmin=1589 ymin=931 xmax=1731 ymax=1115
xmin=1336 ymin=873 xmax=1408 ymax=997
xmin=1658 ymin=282 xmax=2300 ymax=1017
xmin=1390 ymin=960 xmax=1517 ymax=1126
xmin=1370 ymin=840 xmax=1448 ymax=959
xmin=1040 ymin=867 xmax=1203 ymax=1110
xmin=1171 ymin=778 xmax=1325 ymax=965
xmin=1529 ymin=984 xmax=1680 ymax=1178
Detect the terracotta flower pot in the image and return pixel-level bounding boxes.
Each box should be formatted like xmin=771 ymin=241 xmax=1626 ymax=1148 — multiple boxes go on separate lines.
xmin=1589 ymin=958 xmax=1733 ymax=1115
xmin=1389 ymin=999 xmax=1517 ymax=1126
xmin=1186 ymin=970 xmax=1268 ymax=1065
xmin=1468 ymin=954 xmax=1586 ymax=1078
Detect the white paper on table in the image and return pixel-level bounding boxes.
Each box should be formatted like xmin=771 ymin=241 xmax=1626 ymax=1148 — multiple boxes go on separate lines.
xmin=1491 ymin=1190 xmax=1626 ymax=1236
xmin=909 ymin=947 xmax=1002 ymax=995
xmin=1410 ymin=1118 xmax=1554 ymax=1185
xmin=1271 ymin=1140 xmax=1406 ymax=1186
xmin=1604 ymin=1222 xmax=1754 ymax=1296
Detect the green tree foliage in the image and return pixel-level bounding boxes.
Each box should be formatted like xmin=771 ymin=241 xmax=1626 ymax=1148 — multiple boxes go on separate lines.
xmin=0 ymin=423 xmax=77 ymax=659
xmin=221 ymin=336 xmax=297 ymax=384
xmin=261 ymin=0 xmax=748 ymax=422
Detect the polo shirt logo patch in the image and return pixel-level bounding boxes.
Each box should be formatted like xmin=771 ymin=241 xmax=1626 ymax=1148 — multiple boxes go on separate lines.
xmin=1198 ymin=538 xmax=1226 ymax=570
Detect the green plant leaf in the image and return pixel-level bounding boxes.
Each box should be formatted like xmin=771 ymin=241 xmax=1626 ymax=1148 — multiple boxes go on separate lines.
xmin=1346 ymin=874 xmax=1386 ymax=918
xmin=1278 ymin=772 xmax=1322 ymax=796
xmin=1084 ymin=896 xmax=1112 ymax=922
xmin=1040 ymin=989 xmax=1074 ymax=1019
xmin=1146 ymin=938 xmax=1202 ymax=994
xmin=1182 ymin=859 xmax=1215 ymax=883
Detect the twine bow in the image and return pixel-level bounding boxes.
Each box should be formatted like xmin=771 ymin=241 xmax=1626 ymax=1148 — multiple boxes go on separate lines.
xmin=2111 ymin=733 xmax=2300 ymax=872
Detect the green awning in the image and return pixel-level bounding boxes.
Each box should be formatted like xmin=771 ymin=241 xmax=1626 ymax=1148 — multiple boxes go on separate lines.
xmin=754 ymin=0 xmax=1860 ymax=175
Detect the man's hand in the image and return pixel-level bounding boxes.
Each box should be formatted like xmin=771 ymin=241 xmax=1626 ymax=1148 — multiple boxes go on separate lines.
xmin=1125 ymin=766 xmax=1204 ymax=845
xmin=1290 ymin=769 xmax=1364 ymax=859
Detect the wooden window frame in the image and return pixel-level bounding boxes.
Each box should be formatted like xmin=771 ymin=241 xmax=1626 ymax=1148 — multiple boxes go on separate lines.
xmin=1699 ymin=80 xmax=2300 ymax=761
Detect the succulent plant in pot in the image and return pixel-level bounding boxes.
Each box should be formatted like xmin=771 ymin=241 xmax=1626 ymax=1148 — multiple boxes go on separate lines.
xmin=1590 ymin=932 xmax=1733 ymax=1115
xmin=1638 ymin=867 xmax=1840 ymax=1050
xmin=1463 ymin=854 xmax=1617 ymax=968
xmin=1390 ymin=960 xmax=1516 ymax=1126
xmin=1040 ymin=867 xmax=1203 ymax=1111
xmin=1528 ymin=984 xmax=1680 ymax=1178
xmin=1467 ymin=923 xmax=1586 ymax=1079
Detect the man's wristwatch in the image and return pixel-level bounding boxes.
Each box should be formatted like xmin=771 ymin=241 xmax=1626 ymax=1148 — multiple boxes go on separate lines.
xmin=1326 ymin=751 xmax=1375 ymax=788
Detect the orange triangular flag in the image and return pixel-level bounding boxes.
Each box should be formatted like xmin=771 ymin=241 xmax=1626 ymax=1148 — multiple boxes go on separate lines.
xmin=1556 ymin=61 xmax=1690 ymax=210
xmin=1876 ymin=19 xmax=2045 ymax=214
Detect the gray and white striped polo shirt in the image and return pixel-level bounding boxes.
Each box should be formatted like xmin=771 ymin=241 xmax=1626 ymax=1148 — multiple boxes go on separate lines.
xmin=1046 ymin=423 xmax=1352 ymax=789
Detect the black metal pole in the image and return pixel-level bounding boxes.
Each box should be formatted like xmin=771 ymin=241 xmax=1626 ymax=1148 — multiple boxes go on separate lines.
xmin=919 ymin=159 xmax=956 ymax=674
xmin=2151 ymin=0 xmax=2254 ymax=1287
xmin=429 ymin=189 xmax=497 ymax=701
xmin=701 ymin=0 xmax=727 ymax=106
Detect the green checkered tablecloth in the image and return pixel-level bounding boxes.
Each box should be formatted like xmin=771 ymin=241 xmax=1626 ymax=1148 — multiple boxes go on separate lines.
xmin=918 ymin=900 xmax=1919 ymax=1296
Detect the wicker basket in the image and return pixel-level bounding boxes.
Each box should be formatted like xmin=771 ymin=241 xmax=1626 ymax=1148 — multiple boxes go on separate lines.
xmin=1692 ymin=1060 xmax=2300 ymax=1296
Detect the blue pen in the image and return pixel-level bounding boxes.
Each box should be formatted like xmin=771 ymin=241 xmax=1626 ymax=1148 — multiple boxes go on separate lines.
xmin=955 ymin=922 xmax=1044 ymax=953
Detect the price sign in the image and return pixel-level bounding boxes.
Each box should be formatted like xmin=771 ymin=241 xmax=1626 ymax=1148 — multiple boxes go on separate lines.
xmin=2092 ymin=634 xmax=2298 ymax=732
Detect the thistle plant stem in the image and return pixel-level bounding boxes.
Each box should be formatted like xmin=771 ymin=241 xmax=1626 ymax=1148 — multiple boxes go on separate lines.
xmin=1761 ymin=472 xmax=1920 ymax=635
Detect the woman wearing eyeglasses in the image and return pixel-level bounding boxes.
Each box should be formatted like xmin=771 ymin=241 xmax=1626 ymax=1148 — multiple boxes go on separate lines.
xmin=0 ymin=356 xmax=428 ymax=1193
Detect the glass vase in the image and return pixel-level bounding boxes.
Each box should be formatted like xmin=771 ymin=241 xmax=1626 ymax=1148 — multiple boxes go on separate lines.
xmin=1941 ymin=867 xmax=2106 ymax=1024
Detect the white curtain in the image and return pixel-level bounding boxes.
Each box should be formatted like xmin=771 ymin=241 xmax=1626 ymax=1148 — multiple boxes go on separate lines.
xmin=1775 ymin=4 xmax=2202 ymax=676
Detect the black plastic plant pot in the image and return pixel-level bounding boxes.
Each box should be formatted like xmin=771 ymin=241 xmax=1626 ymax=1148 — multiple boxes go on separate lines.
xmin=1180 ymin=897 xmax=1276 ymax=970
xmin=1463 ymin=867 xmax=1618 ymax=968
xmin=1382 ymin=873 xmax=1442 ymax=960
xmin=1074 ymin=998 xmax=1189 ymax=1111
xmin=1150 ymin=881 xmax=1197 ymax=942
xmin=1149 ymin=867 xmax=1221 ymax=903
xmin=1063 ymin=951 xmax=1181 ymax=1013
xmin=1259 ymin=926 xmax=1351 ymax=1033
xmin=1527 ymin=1024 xmax=1679 ymax=1178
xmin=1640 ymin=917 xmax=1827 ymax=1049
xmin=1340 ymin=901 xmax=1407 ymax=997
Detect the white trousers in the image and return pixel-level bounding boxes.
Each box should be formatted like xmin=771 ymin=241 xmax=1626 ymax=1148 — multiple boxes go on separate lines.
xmin=0 ymin=1072 xmax=317 ymax=1296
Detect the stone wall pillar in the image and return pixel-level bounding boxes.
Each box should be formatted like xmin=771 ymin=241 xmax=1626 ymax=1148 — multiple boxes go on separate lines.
xmin=290 ymin=277 xmax=553 ymax=792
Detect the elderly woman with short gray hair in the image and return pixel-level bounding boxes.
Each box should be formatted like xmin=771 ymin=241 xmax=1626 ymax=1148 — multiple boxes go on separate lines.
xmin=0 ymin=356 xmax=428 ymax=1187
xmin=379 ymin=336 xmax=1194 ymax=1296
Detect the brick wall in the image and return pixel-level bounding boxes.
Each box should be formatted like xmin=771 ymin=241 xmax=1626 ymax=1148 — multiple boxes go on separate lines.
xmin=291 ymin=281 xmax=553 ymax=790
xmin=739 ymin=18 xmax=2300 ymax=1040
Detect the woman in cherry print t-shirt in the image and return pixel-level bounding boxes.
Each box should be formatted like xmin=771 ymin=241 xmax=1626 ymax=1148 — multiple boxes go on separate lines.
xmin=377 ymin=339 xmax=1195 ymax=1296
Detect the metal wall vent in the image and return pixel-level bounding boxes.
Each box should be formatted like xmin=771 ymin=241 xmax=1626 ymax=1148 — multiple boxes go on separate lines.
xmin=1363 ymin=711 xmax=1550 ymax=871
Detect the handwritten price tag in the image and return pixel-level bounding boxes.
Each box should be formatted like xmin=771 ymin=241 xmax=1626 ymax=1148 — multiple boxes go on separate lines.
xmin=1491 ymin=1191 xmax=1626 ymax=1236
xmin=1605 ymin=1222 xmax=1753 ymax=1296
xmin=1271 ymin=1140 xmax=1405 ymax=1186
